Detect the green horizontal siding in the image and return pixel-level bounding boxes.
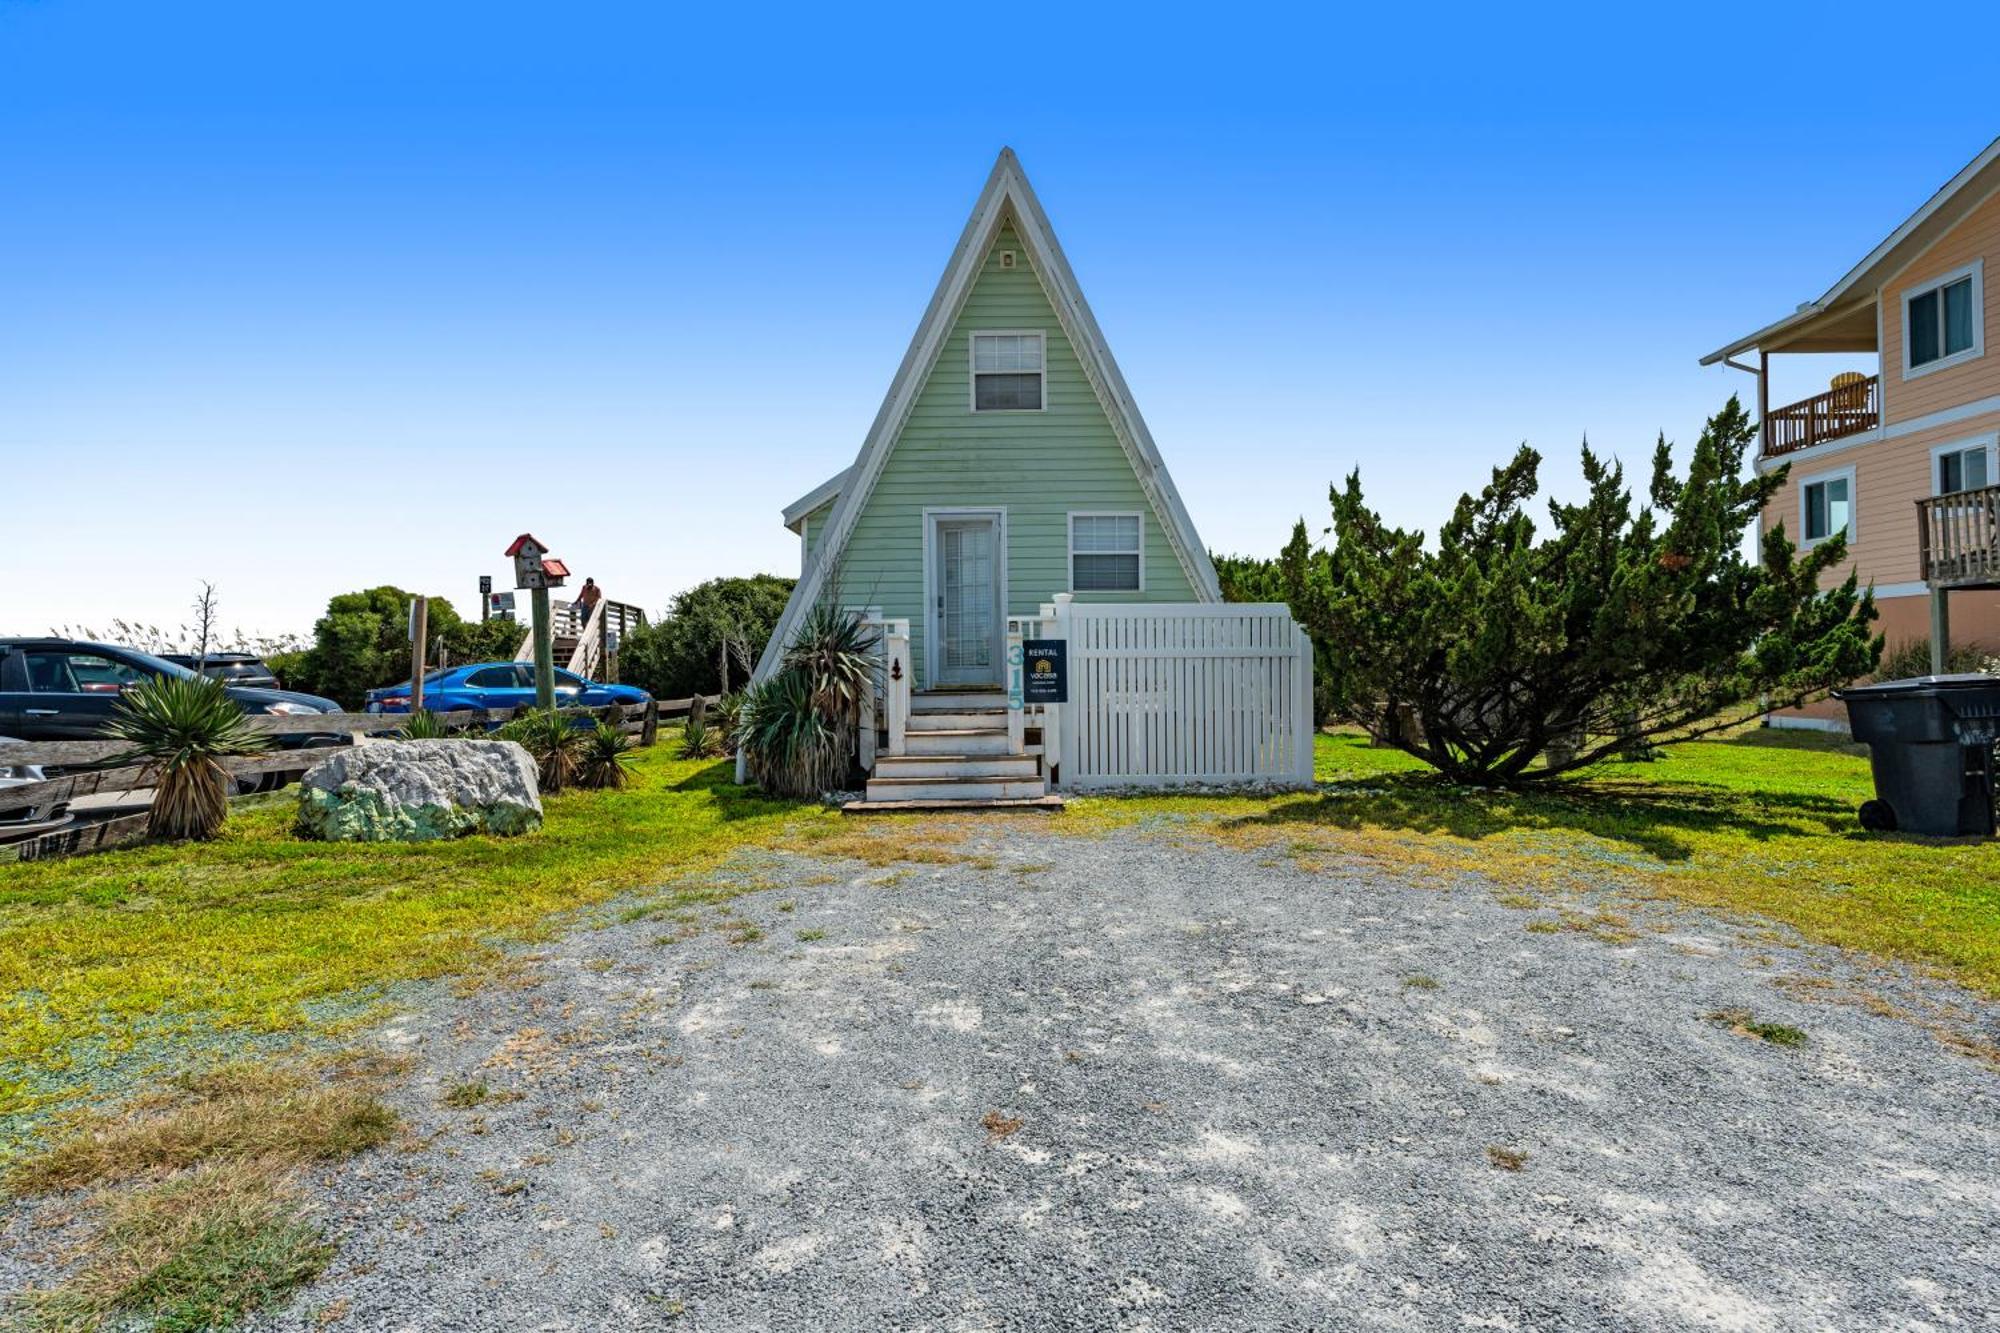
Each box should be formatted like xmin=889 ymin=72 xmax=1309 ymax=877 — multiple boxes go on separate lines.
xmin=828 ymin=220 xmax=1196 ymax=687
xmin=802 ymin=499 xmax=834 ymax=569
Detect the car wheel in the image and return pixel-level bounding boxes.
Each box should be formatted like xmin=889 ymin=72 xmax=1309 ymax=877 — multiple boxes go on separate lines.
xmin=1857 ymin=799 xmax=1897 ymax=833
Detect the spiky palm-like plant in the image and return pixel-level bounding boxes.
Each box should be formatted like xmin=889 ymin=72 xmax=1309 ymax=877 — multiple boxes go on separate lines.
xmin=738 ymin=668 xmax=835 ymax=798
xmin=106 ymin=675 xmax=269 ymax=841
xmin=677 ymin=716 xmax=724 ymax=760
xmin=580 ymin=722 xmax=635 ymax=789
xmin=497 ymin=708 xmax=583 ymax=792
xmin=396 ymin=709 xmax=455 ymax=740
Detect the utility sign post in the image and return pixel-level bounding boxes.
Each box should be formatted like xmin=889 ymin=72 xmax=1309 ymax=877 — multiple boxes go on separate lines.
xmin=479 ymin=575 xmax=492 ymax=621
xmin=505 ymin=533 xmax=569 ymax=709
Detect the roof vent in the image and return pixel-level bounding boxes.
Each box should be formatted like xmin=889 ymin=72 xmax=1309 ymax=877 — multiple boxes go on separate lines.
xmin=998 ymin=249 xmax=1017 ymax=269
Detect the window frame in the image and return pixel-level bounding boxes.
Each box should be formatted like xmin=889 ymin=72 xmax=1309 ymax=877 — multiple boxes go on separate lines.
xmin=1068 ymin=511 xmax=1145 ymax=594
xmin=1930 ymin=431 xmax=1999 ymax=496
xmin=1901 ymin=259 xmax=1984 ymax=380
xmin=1798 ymin=464 xmax=1857 ymax=547
xmin=967 ymin=329 xmax=1047 ymax=414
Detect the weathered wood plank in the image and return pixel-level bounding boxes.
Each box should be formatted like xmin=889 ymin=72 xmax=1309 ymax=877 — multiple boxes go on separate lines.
xmin=1 ymin=810 xmax=152 ymax=864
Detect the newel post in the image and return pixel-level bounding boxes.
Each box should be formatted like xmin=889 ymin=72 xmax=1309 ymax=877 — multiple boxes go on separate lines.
xmin=1006 ymin=619 xmax=1026 ymax=755
xmin=885 ymin=620 xmax=910 ymax=756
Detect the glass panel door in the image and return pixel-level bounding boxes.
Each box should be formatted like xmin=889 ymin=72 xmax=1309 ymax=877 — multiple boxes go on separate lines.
xmin=935 ymin=517 xmax=999 ymax=685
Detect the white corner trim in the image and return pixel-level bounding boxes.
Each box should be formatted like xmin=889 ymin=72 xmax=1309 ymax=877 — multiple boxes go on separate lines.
xmin=1928 ymin=430 xmax=2000 ymax=495
xmin=1797 ymin=463 xmax=1857 ymax=547
xmin=966 ymin=329 xmax=1047 ymax=413
xmin=1067 ymin=511 xmax=1145 ymax=594
xmin=1900 ymin=257 xmax=1984 ymax=381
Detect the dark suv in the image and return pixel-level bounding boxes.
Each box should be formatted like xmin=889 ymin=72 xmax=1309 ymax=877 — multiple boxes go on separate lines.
xmin=0 ymin=639 xmax=342 ymax=743
xmin=159 ymin=652 xmax=281 ymax=689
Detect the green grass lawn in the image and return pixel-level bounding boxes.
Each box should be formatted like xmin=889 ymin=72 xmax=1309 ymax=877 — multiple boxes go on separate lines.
xmin=0 ymin=750 xmax=839 ymax=1155
xmin=5 ymin=727 xmax=1997 ymax=1155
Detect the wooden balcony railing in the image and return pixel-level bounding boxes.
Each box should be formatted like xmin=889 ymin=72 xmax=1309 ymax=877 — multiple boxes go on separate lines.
xmin=1764 ymin=374 xmax=1879 ymax=458
xmin=1918 ymin=484 xmax=2000 ymax=588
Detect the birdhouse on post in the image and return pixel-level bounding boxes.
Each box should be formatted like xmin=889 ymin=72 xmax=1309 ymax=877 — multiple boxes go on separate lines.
xmin=505 ymin=533 xmax=566 ymax=591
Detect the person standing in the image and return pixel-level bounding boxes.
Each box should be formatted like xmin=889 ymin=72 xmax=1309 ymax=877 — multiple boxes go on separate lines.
xmin=574 ymin=577 xmax=602 ymax=626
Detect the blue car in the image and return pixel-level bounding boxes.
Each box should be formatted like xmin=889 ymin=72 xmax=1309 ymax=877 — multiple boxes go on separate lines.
xmin=364 ymin=662 xmax=650 ymax=715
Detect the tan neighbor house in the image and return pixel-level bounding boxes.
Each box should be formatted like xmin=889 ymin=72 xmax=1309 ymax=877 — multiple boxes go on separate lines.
xmin=1704 ymin=136 xmax=2000 ymax=723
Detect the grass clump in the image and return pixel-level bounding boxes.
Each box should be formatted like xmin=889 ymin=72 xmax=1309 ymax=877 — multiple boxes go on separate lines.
xmin=439 ymin=1081 xmax=490 ymax=1110
xmin=5 ymin=1062 xmax=396 ymax=1330
xmin=11 ymin=1161 xmax=334 ymax=1331
xmin=1486 ymin=1145 xmax=1529 ymax=1171
xmin=1400 ymin=973 xmax=1441 ymax=991
xmin=1708 ymin=1008 xmax=1808 ymax=1047
xmin=11 ymin=1065 xmax=396 ymax=1196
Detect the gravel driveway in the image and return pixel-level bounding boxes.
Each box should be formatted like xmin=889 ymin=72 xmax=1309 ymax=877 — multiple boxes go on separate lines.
xmin=256 ymin=820 xmax=1999 ymax=1332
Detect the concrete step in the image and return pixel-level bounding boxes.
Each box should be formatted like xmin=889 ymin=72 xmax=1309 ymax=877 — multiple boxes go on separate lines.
xmin=872 ymin=753 xmax=1041 ymax=781
xmin=912 ymin=690 xmax=1007 ymax=712
xmin=908 ymin=709 xmax=1008 ymax=732
xmin=844 ymin=795 xmax=1064 ymax=814
xmin=864 ymin=776 xmax=1047 ymax=803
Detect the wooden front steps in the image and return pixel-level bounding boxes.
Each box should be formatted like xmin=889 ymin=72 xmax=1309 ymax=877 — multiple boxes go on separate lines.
xmin=855 ymin=687 xmax=1057 ymax=810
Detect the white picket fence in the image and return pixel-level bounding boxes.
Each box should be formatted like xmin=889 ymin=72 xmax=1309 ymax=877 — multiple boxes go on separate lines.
xmin=1056 ymin=602 xmax=1314 ymax=788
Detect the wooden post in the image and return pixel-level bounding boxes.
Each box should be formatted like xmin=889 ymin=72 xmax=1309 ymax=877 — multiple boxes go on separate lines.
xmin=640 ymin=697 xmax=659 ymax=747
xmin=1930 ymin=586 xmax=1951 ymax=676
xmin=409 ymin=595 xmax=429 ymax=715
xmin=1757 ymin=350 xmax=1770 ymax=456
xmin=531 ymin=585 xmax=556 ymax=709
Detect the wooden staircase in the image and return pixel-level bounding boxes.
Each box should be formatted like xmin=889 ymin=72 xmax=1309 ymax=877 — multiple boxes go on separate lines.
xmin=854 ymin=688 xmax=1060 ymax=811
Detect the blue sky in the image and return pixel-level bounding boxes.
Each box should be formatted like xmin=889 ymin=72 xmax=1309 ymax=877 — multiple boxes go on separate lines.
xmin=3 ymin=0 xmax=1992 ymax=640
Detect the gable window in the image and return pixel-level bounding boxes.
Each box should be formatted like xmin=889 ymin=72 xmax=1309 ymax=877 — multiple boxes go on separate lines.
xmin=970 ymin=331 xmax=1045 ymax=411
xmin=1799 ymin=467 xmax=1854 ymax=546
xmin=1070 ymin=513 xmax=1143 ymax=592
xmin=1903 ymin=261 xmax=1982 ymax=376
xmin=1934 ymin=435 xmax=1996 ymax=495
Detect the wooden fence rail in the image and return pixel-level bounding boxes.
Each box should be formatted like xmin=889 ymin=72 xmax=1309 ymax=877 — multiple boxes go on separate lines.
xmin=1 ymin=694 xmax=721 ymax=862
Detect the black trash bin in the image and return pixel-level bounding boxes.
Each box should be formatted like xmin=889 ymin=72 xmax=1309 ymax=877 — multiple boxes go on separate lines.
xmin=1834 ymin=674 xmax=2000 ymax=836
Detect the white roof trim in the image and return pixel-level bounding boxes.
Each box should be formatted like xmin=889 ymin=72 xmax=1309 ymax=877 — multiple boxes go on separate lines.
xmin=1701 ymin=136 xmax=2000 ymax=365
xmin=753 ymin=148 xmax=1221 ymax=684
xmin=782 ymin=466 xmax=851 ymax=531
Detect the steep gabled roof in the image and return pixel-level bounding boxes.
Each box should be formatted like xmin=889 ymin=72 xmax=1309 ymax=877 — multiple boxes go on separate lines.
xmin=1701 ymin=136 xmax=2000 ymax=364
xmin=752 ymin=149 xmax=1221 ymax=683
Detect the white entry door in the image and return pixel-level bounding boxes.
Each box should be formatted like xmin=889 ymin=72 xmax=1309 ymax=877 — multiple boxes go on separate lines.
xmin=931 ymin=514 xmax=1002 ymax=686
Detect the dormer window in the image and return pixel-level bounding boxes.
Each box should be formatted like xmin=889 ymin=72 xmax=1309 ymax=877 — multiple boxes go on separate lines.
xmin=970 ymin=331 xmax=1045 ymax=411
xmin=1903 ymin=261 xmax=1982 ymax=377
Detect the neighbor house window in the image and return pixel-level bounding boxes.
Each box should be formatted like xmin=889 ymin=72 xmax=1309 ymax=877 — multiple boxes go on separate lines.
xmin=1935 ymin=437 xmax=1996 ymax=494
xmin=1070 ymin=513 xmax=1143 ymax=592
xmin=1904 ymin=261 xmax=1982 ymax=375
xmin=1800 ymin=468 xmax=1854 ymax=545
xmin=970 ymin=331 xmax=1045 ymax=411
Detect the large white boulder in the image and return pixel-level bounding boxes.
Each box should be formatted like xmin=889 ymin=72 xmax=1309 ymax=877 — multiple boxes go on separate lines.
xmin=296 ymin=739 xmax=543 ymax=842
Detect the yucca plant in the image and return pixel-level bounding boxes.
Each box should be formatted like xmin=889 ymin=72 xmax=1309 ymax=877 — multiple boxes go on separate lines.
xmin=396 ymin=709 xmax=455 ymax=740
xmin=106 ymin=675 xmax=269 ymax=841
xmin=677 ymin=715 xmax=724 ymax=760
xmin=782 ymin=600 xmax=879 ymax=719
xmin=738 ymin=668 xmax=837 ymax=797
xmin=580 ymin=722 xmax=635 ymax=789
xmin=714 ymin=690 xmax=746 ymax=753
xmin=497 ymin=708 xmax=583 ymax=792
